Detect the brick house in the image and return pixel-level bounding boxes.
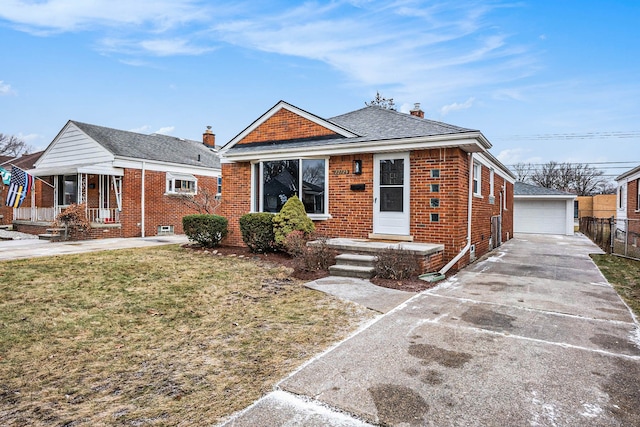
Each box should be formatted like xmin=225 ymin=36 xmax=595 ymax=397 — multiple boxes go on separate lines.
xmin=219 ymin=101 xmax=515 ymax=272
xmin=0 ymin=151 xmax=45 ymax=225
xmin=615 ymin=164 xmax=640 ymax=242
xmin=14 ymin=121 xmax=221 ymax=238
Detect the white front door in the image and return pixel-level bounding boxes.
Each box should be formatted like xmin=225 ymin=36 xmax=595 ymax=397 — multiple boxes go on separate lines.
xmin=373 ymin=152 xmax=410 ymax=235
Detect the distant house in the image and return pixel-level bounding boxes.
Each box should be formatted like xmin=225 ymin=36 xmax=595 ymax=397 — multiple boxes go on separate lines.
xmin=13 ymin=121 xmax=221 ymax=238
xmin=0 ymin=151 xmax=45 ymax=225
xmin=219 ymin=100 xmax=515 ymax=273
xmin=615 ymin=165 xmax=640 ymax=239
xmin=513 ymin=182 xmax=576 ymax=235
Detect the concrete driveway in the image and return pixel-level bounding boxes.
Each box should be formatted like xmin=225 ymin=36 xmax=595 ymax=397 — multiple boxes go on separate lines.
xmin=222 ymin=234 xmax=640 ymax=426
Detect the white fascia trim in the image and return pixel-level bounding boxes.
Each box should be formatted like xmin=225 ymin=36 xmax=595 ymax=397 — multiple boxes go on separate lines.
xmin=222 ymin=101 xmax=359 ymax=152
xmin=114 ymin=157 xmax=220 ymax=176
xmin=514 ymin=195 xmax=577 ymax=200
xmin=473 ymin=152 xmax=516 ymax=183
xmin=222 ymin=135 xmax=486 ymax=162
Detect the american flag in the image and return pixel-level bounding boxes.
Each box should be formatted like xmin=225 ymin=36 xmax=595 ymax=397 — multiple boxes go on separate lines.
xmin=5 ymin=166 xmax=34 ymax=208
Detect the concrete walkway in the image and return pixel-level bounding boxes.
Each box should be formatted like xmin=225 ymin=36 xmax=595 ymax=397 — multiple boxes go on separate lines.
xmin=0 ymin=234 xmax=190 ymax=261
xmin=221 ymin=234 xmax=640 ymax=426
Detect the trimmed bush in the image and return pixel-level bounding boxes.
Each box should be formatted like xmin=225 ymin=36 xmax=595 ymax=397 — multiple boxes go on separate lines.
xmin=239 ymin=212 xmax=276 ymax=253
xmin=273 ymin=195 xmax=315 ymax=247
xmin=182 ymin=214 xmax=228 ymax=248
xmin=374 ymin=248 xmax=417 ymax=280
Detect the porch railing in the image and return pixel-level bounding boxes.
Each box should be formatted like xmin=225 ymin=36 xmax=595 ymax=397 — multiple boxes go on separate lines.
xmin=13 ymin=207 xmax=121 ymax=224
xmin=87 ymin=208 xmax=120 ymax=224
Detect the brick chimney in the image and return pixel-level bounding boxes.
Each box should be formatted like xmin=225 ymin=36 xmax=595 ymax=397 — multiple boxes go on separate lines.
xmin=410 ymin=103 xmax=424 ymax=119
xmin=203 ymin=125 xmax=216 ymax=148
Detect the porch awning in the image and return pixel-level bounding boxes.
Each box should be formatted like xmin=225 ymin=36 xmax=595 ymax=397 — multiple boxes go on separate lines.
xmin=166 ymin=172 xmax=197 ymax=181
xmin=27 ymin=164 xmax=125 ymax=177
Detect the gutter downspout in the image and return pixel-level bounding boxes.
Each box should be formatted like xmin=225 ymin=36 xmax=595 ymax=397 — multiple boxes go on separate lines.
xmin=439 ymin=152 xmax=474 ymax=275
xmin=141 ymin=161 xmax=146 ymax=238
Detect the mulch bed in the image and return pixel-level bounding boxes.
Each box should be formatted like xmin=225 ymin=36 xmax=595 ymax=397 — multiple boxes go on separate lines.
xmin=183 ymin=244 xmax=439 ymax=292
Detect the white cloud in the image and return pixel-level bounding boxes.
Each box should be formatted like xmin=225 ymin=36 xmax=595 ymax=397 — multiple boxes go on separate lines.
xmin=129 ymin=125 xmax=151 ymax=133
xmin=0 ymin=0 xmax=206 ymax=33
xmin=154 ymin=126 xmax=175 ymax=135
xmin=496 ymin=148 xmax=542 ymax=165
xmin=0 ymin=81 xmax=14 ymax=95
xmin=440 ymin=97 xmax=475 ymax=115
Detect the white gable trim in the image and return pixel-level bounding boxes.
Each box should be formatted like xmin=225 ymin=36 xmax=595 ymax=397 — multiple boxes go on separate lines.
xmin=34 ymin=121 xmax=115 ymax=170
xmin=221 ymin=100 xmax=359 ymax=152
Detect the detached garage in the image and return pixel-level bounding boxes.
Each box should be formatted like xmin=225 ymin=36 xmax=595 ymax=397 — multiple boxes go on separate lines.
xmin=514 ymin=182 xmax=576 ymax=235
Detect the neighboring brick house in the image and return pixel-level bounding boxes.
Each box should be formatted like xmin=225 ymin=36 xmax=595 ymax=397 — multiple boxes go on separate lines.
xmin=14 ymin=121 xmax=221 ymax=238
xmin=219 ymin=101 xmax=515 ymax=272
xmin=615 ymin=164 xmax=640 ymax=241
xmin=0 ymin=151 xmax=45 ymax=225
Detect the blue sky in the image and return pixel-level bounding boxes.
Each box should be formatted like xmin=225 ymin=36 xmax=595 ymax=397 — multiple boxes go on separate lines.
xmin=1 ymin=1 xmax=639 ymax=178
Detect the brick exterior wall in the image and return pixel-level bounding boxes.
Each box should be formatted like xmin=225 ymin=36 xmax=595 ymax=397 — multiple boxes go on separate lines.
xmin=120 ymin=169 xmax=220 ymax=238
xmin=12 ymin=170 xmax=219 ymax=240
xmin=627 ymin=178 xmax=639 ymax=220
xmin=221 ymin=150 xmax=514 ymax=272
xmin=220 ymin=162 xmax=252 ymax=246
xmin=237 ymin=109 xmax=339 ymax=145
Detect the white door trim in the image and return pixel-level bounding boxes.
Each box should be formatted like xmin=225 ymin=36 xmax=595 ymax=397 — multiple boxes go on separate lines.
xmin=373 ymin=152 xmax=410 ymax=235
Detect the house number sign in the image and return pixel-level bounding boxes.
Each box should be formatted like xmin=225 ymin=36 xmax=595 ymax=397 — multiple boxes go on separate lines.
xmin=333 ymin=169 xmax=350 ymax=175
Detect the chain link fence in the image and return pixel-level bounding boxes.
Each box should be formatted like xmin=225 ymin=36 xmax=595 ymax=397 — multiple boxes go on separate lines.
xmin=580 ymin=217 xmax=640 ymax=260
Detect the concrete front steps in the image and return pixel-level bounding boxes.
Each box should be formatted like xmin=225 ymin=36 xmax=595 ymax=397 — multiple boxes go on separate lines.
xmin=38 ymin=228 xmax=64 ymax=241
xmin=328 ymin=253 xmax=377 ymax=279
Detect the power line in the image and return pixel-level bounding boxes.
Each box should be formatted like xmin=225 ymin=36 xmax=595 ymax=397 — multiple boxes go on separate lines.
xmin=494 ymin=131 xmax=640 ymax=141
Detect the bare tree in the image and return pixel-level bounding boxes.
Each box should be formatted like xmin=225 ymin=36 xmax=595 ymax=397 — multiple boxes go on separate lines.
xmin=572 ymin=163 xmax=606 ymax=196
xmin=511 ymin=163 xmax=534 ymax=182
xmin=526 ymin=161 xmax=606 ymax=196
xmin=366 ymin=91 xmax=396 ymax=110
xmin=0 ymin=134 xmax=31 ymax=157
xmin=177 ymin=187 xmax=221 ymax=214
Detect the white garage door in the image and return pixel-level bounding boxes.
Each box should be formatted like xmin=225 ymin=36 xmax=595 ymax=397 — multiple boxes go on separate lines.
xmin=514 ymin=200 xmax=567 ymax=235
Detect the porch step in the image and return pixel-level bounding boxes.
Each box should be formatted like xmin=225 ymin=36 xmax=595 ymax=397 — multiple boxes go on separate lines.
xmin=39 ymin=228 xmax=64 ymax=241
xmin=38 ymin=233 xmax=61 ymax=241
xmin=328 ymin=253 xmax=377 ymax=279
xmin=328 ymin=264 xmax=376 ymax=279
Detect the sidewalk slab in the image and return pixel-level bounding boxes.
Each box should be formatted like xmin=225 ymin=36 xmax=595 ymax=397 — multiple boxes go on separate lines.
xmin=305 ymin=276 xmax=415 ymax=313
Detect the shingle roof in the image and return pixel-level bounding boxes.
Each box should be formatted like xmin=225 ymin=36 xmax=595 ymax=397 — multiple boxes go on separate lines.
xmin=615 ymin=164 xmax=640 ymax=181
xmin=514 ymin=181 xmax=575 ymax=197
xmin=328 ymin=106 xmax=476 ymax=139
xmin=72 ymin=121 xmax=220 ymax=169
xmin=224 ymin=105 xmax=480 ymax=155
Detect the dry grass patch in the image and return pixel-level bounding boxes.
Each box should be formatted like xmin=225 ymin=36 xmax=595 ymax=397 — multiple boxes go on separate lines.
xmin=591 ymin=254 xmax=640 ymax=317
xmin=0 ymin=245 xmax=374 ymax=426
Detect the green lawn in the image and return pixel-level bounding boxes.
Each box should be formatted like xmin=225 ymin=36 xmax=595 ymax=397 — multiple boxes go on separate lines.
xmin=591 ymin=254 xmax=640 ymax=317
xmin=0 ymin=245 xmax=374 ymax=426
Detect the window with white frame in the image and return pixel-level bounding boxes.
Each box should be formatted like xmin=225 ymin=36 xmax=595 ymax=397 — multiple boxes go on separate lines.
xmin=637 ymin=179 xmax=640 ymax=210
xmin=473 ymin=162 xmax=481 ymax=195
xmin=253 ymin=158 xmax=327 ymax=215
xmin=217 ymin=176 xmax=222 ymax=196
xmin=619 ymin=184 xmax=625 ymax=209
xmin=166 ymin=173 xmax=197 ymax=195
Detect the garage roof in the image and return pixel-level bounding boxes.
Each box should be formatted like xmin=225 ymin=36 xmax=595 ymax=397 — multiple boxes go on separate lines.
xmin=514 ymin=182 xmax=575 ymax=198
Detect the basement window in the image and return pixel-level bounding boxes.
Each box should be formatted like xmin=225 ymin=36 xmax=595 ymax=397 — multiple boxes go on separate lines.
xmin=166 ymin=172 xmax=197 ymax=195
